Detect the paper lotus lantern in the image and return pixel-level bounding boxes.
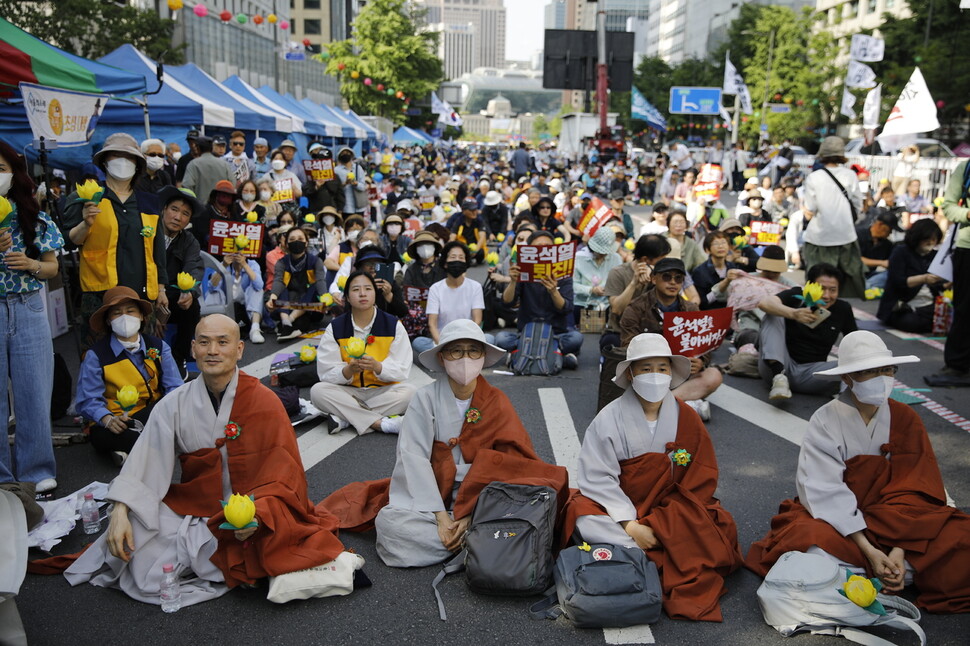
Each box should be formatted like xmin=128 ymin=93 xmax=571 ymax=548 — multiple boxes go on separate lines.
xmin=554 ymin=237 xmax=564 ymax=244
xmin=319 ymin=293 xmax=334 ymax=306
xmin=298 ymin=345 xmax=317 ymax=363
xmin=234 ymin=234 xmax=250 ymax=251
xmin=496 ymin=233 xmax=505 ymax=242
xmin=336 ymin=275 xmax=347 ymax=289
xmin=350 ymin=70 xmax=360 ymax=79
xmin=344 ymin=337 xmax=366 ymax=358
xmin=401 ymin=252 xmax=412 ymax=263
xmin=221 ymin=493 xmax=257 ymax=529
xmin=193 ymin=4 xmax=208 ymax=17
xmin=236 ymin=13 xmax=247 ymax=23
xmin=623 ymin=238 xmax=635 ymax=251
xmin=245 ymin=211 xmax=258 ymax=223
xmin=304 ymin=213 xmax=316 ymax=224
xmin=253 ymin=14 xmax=264 ymax=24
xmin=0 ymin=197 xmax=12 ymax=227
xmin=75 ymin=179 xmax=104 ymax=203
xmin=175 ymin=272 xmax=199 ymax=292
xmin=279 ymin=20 xmax=289 ymax=29
xmin=219 ymin=10 xmax=232 ymax=22
xmin=116 ymin=385 xmax=140 ymax=412
xmin=267 ymin=13 xmax=277 ymax=23
xmin=167 ymin=0 xmax=183 ymax=10
xmin=364 ymin=78 xmax=372 ymax=86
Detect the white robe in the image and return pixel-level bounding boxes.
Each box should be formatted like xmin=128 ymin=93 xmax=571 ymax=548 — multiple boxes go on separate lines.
xmin=64 ymin=371 xmax=245 ymax=605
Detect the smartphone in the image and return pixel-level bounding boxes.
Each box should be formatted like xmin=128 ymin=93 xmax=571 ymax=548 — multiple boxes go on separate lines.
xmin=374 ymin=262 xmax=395 ymax=284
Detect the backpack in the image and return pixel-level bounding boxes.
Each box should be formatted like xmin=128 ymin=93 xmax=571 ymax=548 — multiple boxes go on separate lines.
xmin=757 ymin=551 xmax=925 ymax=646
xmin=432 ymin=483 xmax=558 ymax=620
xmin=531 ymin=542 xmax=662 ymax=628
xmin=510 ymin=322 xmax=562 ymax=376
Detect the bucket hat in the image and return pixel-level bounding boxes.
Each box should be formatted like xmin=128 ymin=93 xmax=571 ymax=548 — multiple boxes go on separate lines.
xmin=613 ymin=333 xmax=692 ymax=389
xmin=419 ymin=319 xmax=505 ymax=371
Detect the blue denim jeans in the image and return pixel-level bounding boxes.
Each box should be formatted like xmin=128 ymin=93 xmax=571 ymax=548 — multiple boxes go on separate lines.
xmin=495 ymin=328 xmax=584 ymax=355
xmin=0 ymin=290 xmax=56 ymax=483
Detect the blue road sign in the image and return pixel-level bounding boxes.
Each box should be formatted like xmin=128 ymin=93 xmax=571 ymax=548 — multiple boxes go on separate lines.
xmin=669 ymin=87 xmax=722 ymax=115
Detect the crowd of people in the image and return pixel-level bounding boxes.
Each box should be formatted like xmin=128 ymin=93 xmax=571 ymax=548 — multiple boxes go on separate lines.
xmin=2 ymin=130 xmax=968 ymax=637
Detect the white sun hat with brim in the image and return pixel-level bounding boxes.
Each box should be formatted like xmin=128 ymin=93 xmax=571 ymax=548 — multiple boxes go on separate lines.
xmin=814 ymin=330 xmax=919 ymax=378
xmin=613 ymin=333 xmax=692 ymax=389
xmin=419 ymin=319 xmax=506 ymax=372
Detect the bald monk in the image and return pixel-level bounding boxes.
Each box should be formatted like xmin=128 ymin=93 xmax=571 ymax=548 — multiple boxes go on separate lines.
xmin=63 ymin=314 xmax=361 ymax=605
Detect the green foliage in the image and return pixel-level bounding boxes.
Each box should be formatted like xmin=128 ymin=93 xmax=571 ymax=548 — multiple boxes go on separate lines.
xmin=0 ymin=0 xmax=182 ymax=63
xmin=323 ymin=0 xmax=443 ymax=125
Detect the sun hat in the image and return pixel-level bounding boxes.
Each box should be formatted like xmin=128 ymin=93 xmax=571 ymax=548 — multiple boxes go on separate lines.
xmin=308 ymin=142 xmax=325 ymax=153
xmin=279 ymin=139 xmax=298 ymax=150
xmin=718 ymin=218 xmax=744 ymax=233
xmin=814 ymin=331 xmax=918 ymax=377
xmin=93 ymin=133 xmax=146 ymax=169
xmin=354 ymin=247 xmax=387 ymax=267
xmin=613 ymin=333 xmax=692 ymax=389
xmin=407 ymin=230 xmax=442 ymax=258
xmin=396 ymin=199 xmax=416 ymax=216
xmin=382 ymin=213 xmax=405 ymax=232
xmin=318 ymin=205 xmax=342 ymax=225
xmin=756 ymin=245 xmax=788 ymax=273
xmin=587 ymin=227 xmax=616 ymax=255
xmin=418 ymin=319 xmax=506 ymax=372
xmin=157 ymin=185 xmax=203 ymax=218
xmin=89 ymin=286 xmax=153 ymax=336
xmin=548 ymin=178 xmax=563 ymax=192
xmin=817 ymin=136 xmax=846 ymax=159
xmin=440 ymin=190 xmax=454 ymax=204
xmin=483 ymin=190 xmax=502 ymax=206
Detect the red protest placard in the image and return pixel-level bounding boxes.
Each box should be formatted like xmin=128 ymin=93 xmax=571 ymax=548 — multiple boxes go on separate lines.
xmin=404 ymin=285 xmax=430 ymax=312
xmin=749 ymin=220 xmax=783 ymax=246
xmin=270 ymin=178 xmax=294 ymax=203
xmin=516 ymin=242 xmax=577 ymax=283
xmin=577 ymin=197 xmax=616 ymax=237
xmin=303 ymin=159 xmax=335 ymax=182
xmin=662 ymin=307 xmax=733 ymax=357
xmin=693 ymin=163 xmax=723 ymax=202
xmin=208 ymin=220 xmax=265 ymax=259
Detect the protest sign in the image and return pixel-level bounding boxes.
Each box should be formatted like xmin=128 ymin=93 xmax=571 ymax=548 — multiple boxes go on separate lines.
xmin=208 ymin=221 xmax=265 ymax=259
xmin=577 ymin=197 xmax=616 ymax=237
xmin=303 ymin=159 xmax=335 ymax=182
xmin=516 ymin=242 xmax=577 ymax=283
xmin=749 ymin=220 xmax=783 ymax=246
xmin=694 ymin=164 xmax=723 ymax=202
xmin=270 ymin=178 xmax=294 ymax=203
xmin=663 ymin=307 xmax=733 ymax=358
xmin=401 ymin=285 xmax=431 ymax=338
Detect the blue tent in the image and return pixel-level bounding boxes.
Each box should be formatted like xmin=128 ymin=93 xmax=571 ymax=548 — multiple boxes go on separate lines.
xmin=346 ymin=110 xmax=383 ymax=142
xmin=311 ymin=102 xmax=367 ymax=139
xmin=256 ymin=85 xmax=338 ymax=138
xmin=222 ymin=75 xmax=306 ymax=135
xmin=393 ymin=126 xmax=432 ymax=145
xmin=297 ymin=99 xmax=356 ymax=139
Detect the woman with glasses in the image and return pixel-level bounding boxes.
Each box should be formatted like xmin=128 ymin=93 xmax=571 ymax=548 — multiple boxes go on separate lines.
xmin=691 ymin=231 xmax=742 ymax=310
xmin=529 ymin=195 xmax=570 ymax=242
xmin=319 ymin=320 xmax=567 ymax=567
xmin=310 ymin=271 xmax=416 ymax=435
xmin=748 ymin=331 xmax=970 ymax=613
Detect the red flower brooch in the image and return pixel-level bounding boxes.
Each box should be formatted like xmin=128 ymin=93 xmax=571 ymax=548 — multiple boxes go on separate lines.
xmin=146 ymin=347 xmax=160 ymax=360
xmin=464 ymin=408 xmax=482 ymax=424
xmin=224 ymin=421 xmax=241 ymax=440
xmin=366 ymin=335 xmax=376 ymax=345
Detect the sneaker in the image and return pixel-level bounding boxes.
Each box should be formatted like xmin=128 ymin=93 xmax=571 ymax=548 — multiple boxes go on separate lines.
xmin=249 ymin=327 xmax=265 ymax=344
xmin=328 ymin=415 xmax=350 ymax=434
xmin=770 ymin=373 xmax=792 ymax=400
xmin=496 ymin=317 xmax=506 ymax=328
xmin=112 ymin=451 xmax=128 ymax=467
xmin=380 ymin=415 xmax=404 ymax=434
xmin=36 ymin=478 xmax=57 ymax=493
xmin=563 ymin=353 xmax=579 ymax=370
xmin=278 ymin=325 xmax=301 ymax=341
xmin=687 ymin=399 xmax=711 ymax=421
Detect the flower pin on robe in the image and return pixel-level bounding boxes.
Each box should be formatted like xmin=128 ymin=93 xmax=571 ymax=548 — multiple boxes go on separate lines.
xmin=146 ymin=347 xmax=160 ymax=360
xmin=671 ymin=448 xmax=692 ymax=467
xmin=139 ymin=225 xmax=155 ymax=238
xmin=464 ymin=407 xmax=482 ymax=424
xmin=219 ymin=493 xmax=258 ymax=530
xmin=224 ymin=421 xmax=242 ymax=440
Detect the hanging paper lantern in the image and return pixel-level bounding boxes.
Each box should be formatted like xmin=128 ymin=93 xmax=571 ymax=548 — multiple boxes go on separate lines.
xmin=796 ymin=99 xmax=804 ymax=107
xmin=167 ymin=0 xmax=183 ymax=10
xmin=936 ymin=100 xmax=946 ymax=109
xmin=267 ymin=13 xmax=277 ymax=23
xmin=395 ymin=91 xmax=404 ymax=99
xmin=193 ymin=4 xmax=208 ymax=17
xmin=376 ymin=83 xmax=384 ymax=91
xmin=280 ymin=20 xmax=290 ymax=30
xmin=364 ymin=78 xmax=372 ymax=86
xmin=774 ymin=93 xmax=782 ymax=101
xmin=302 ymin=38 xmax=311 ymax=47
xmin=253 ymin=14 xmax=264 ymax=24
xmin=350 ymin=70 xmax=360 ymax=79
xmin=741 ymin=116 xmax=749 ymax=123
xmin=319 ymin=50 xmax=329 ymax=59
xmin=811 ymin=98 xmax=820 ymax=106
xmin=236 ymin=13 xmax=247 ymax=24
xmin=386 ymin=88 xmax=395 ymax=96
xmin=784 ymin=97 xmax=793 ymax=104
xmin=219 ymin=10 xmax=232 ymax=22
xmin=337 ymin=62 xmax=346 ymax=71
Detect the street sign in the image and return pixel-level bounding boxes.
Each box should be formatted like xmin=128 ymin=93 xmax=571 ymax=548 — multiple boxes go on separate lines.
xmin=669 ymin=87 xmax=722 ymax=115
xmin=429 ymin=128 xmax=442 ymax=137
xmin=768 ymin=103 xmax=792 ymax=113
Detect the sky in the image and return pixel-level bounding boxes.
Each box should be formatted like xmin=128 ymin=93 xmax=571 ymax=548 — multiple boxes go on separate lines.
xmin=505 ymin=0 xmax=547 ymax=63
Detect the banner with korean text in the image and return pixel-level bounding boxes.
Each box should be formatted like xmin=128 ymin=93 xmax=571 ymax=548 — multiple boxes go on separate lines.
xmin=208 ymin=221 xmax=265 ymax=259
xmin=663 ymin=307 xmax=733 ymax=357
xmin=516 ymin=242 xmax=577 ymax=283
xmin=19 ymin=82 xmax=107 ymax=147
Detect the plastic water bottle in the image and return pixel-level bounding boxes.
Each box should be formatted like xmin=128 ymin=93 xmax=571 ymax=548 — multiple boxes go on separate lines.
xmin=80 ymin=493 xmax=100 ymax=535
xmin=160 ymin=564 xmax=181 ymax=613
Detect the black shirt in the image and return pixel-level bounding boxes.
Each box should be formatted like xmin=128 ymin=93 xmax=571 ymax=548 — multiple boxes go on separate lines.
xmin=856 ymin=227 xmax=894 ymax=264
xmin=777 ymin=286 xmax=857 ymax=364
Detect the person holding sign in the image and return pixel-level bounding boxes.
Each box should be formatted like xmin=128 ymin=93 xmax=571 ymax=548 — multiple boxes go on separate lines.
xmin=259 ymin=150 xmax=302 ymax=206
xmin=189 ymin=180 xmax=240 ymax=249
xmin=303 ymin=144 xmax=344 ymax=215
xmin=562 ymin=333 xmax=743 ymax=622
xmin=267 ymin=227 xmax=328 ymax=341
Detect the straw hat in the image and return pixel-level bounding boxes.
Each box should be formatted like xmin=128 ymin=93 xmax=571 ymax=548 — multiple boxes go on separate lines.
xmin=418 ymin=319 xmax=506 ymax=372
xmin=89 ymin=286 xmax=152 ymax=336
xmin=93 ymin=133 xmax=145 ymax=170
xmin=817 ymin=136 xmax=846 ymax=160
xmin=407 ymin=230 xmax=442 ymax=258
xmin=814 ymin=331 xmax=918 ymax=377
xmin=756 ymin=245 xmax=788 ymax=273
xmin=613 ymin=333 xmax=692 ymax=389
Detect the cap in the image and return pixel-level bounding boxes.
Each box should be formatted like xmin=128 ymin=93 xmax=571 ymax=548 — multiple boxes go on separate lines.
xmin=874 ymin=210 xmax=903 ymax=232
xmin=308 ymin=142 xmax=325 ymax=152
xmin=253 ymin=137 xmax=268 ymax=147
xmin=213 ymin=180 xmax=236 ymax=194
xmin=212 ymin=135 xmax=226 ymax=146
xmin=609 ymin=189 xmax=625 ymax=201
xmin=652 ymin=257 xmax=687 ymax=276
xmin=186 ymin=128 xmax=200 ymax=140
xmin=461 ymin=198 xmax=479 ymax=211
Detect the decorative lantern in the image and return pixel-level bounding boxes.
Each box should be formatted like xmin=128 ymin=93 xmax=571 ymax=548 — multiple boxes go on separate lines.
xmin=280 ymin=20 xmax=289 ymax=30
xmin=350 ymin=70 xmax=360 ymax=79
xmin=267 ymin=13 xmax=278 ymax=23
xmin=193 ymin=4 xmax=208 ymax=17
xmin=219 ymin=10 xmax=232 ymax=22
xmin=253 ymin=14 xmax=264 ymax=24
xmin=364 ymin=78 xmax=372 ymax=85
xmin=236 ymin=13 xmax=247 ymax=24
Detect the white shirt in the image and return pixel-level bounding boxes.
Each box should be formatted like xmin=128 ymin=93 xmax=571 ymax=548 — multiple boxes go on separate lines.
xmin=426 ymin=277 xmax=485 ymax=332
xmin=315 ymin=308 xmax=413 ymax=385
xmin=802 ymin=166 xmax=862 ymax=247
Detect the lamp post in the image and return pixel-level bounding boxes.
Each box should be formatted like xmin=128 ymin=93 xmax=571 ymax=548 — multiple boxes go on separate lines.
xmin=706 ymin=2 xmax=739 ymax=54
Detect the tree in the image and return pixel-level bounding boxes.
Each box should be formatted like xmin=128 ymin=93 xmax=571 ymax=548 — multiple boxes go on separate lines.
xmin=0 ymin=0 xmax=182 ymax=63
xmin=323 ymin=0 xmax=443 ymax=125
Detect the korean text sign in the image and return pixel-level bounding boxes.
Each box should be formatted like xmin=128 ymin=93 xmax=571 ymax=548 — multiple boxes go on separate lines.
xmin=662 ymin=307 xmax=733 ymax=357
xmin=577 ymin=197 xmax=616 ymax=237
xmin=517 ymin=242 xmax=576 ymax=283
xmin=208 ymin=221 xmax=265 ymax=259
xmin=303 ymin=159 xmax=335 ymax=182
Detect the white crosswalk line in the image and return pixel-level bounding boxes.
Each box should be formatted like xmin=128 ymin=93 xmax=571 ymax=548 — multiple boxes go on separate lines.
xmin=708 ymin=384 xmax=809 ymax=446
xmin=604 ymin=626 xmax=656 ymax=645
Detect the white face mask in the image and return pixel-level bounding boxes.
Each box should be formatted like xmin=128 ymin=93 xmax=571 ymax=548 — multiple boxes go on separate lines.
xmin=105 ymin=158 xmax=137 ymax=181
xmin=110 ymin=314 xmax=142 ymax=339
xmin=443 ymin=356 xmax=485 ymax=386
xmin=416 ymin=244 xmax=436 ymax=260
xmin=172 ymin=151 xmax=182 ymax=162
xmin=0 ymin=172 xmax=12 ymax=197
xmin=241 ymin=192 xmax=256 ymax=202
xmin=850 ymin=375 xmax=893 ymax=406
xmin=146 ymin=156 xmax=165 ymax=172
xmin=358 ymin=239 xmax=374 ymax=250
xmin=631 ymin=372 xmax=672 ymax=403
xmin=347 ymin=230 xmax=361 ymax=242
xmin=386 ymin=224 xmax=402 ymax=236
xmin=323 ymin=215 xmax=336 ymax=226
xmin=271 ymin=159 xmax=287 ymax=171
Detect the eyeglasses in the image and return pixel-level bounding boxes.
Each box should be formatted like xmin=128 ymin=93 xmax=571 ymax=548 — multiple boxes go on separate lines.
xmin=230 ymin=141 xmax=246 ymax=146
xmin=145 ymin=152 xmax=164 ymax=158
xmin=538 ymin=205 xmax=552 ymax=210
xmin=658 ymin=272 xmax=685 ymax=284
xmin=443 ymin=344 xmax=484 ymax=360
xmin=854 ymin=366 xmax=898 ymax=378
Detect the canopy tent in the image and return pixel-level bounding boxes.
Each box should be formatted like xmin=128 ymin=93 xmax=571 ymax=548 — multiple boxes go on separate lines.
xmin=393 ymin=126 xmax=433 ymax=145
xmin=299 ymin=99 xmax=361 ymax=139
xmin=255 ymin=85 xmax=339 ymax=138
xmin=222 ymin=75 xmax=306 ymax=135
xmin=0 ymin=17 xmax=145 ymax=96
xmin=346 ymin=110 xmax=383 ymax=142
xmin=313 ymin=102 xmax=368 ymax=140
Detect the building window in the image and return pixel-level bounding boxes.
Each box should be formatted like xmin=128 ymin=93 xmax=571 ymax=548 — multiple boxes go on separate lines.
xmin=847 ymin=2 xmax=859 ymax=18
xmin=867 ymin=0 xmax=877 ymax=13
xmin=304 ymin=0 xmax=321 ymax=8
xmin=305 ymin=19 xmax=322 ymax=35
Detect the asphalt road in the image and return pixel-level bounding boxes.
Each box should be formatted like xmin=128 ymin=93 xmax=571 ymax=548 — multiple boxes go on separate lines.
xmin=17 ymin=204 xmax=970 ymax=645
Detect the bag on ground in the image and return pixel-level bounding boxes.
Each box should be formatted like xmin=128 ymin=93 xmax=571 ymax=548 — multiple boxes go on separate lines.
xmin=510 ymin=321 xmax=562 ymax=376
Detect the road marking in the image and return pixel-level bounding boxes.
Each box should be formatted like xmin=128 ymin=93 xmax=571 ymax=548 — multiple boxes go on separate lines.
xmin=604 ymin=626 xmax=656 ymax=645
xmin=240 ymin=338 xmax=315 ymax=379
xmin=894 ymin=379 xmax=970 ymax=433
xmin=852 ymin=307 xmax=946 ymax=351
xmin=708 ymin=384 xmax=809 ymax=446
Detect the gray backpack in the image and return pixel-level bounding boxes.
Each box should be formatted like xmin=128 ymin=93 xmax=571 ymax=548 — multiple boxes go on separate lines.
xmin=531 ymin=542 xmax=663 ymax=628
xmin=433 ymin=483 xmax=558 ymax=620
xmin=510 ymin=322 xmax=563 ymax=376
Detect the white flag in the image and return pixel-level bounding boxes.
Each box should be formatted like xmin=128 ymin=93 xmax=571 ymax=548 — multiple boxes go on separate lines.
xmin=862 ymin=84 xmax=881 ymax=130
xmin=722 ymin=53 xmax=753 ymax=114
xmin=841 ymin=86 xmax=857 ymax=119
xmin=877 ymin=67 xmax=940 ymax=150
xmin=846 ymin=60 xmax=878 ymax=89
xmin=849 ymin=34 xmax=885 ymax=63
xmin=431 ymin=92 xmax=448 ymax=116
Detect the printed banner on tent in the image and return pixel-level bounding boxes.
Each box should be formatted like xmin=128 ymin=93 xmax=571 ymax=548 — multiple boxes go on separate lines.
xmin=845 ymin=61 xmax=877 ymax=89
xmin=694 ymin=164 xmax=723 ymax=202
xmin=303 ymin=159 xmax=335 ymax=182
xmin=850 ymin=34 xmax=885 ymax=63
xmin=722 ymin=54 xmax=753 ymax=114
xmin=577 ymin=197 xmax=616 ymax=237
xmin=19 ymin=82 xmax=107 ymax=148
xmin=207 ymin=221 xmax=265 ymax=259
xmin=516 ymin=242 xmax=577 ymax=283
xmin=631 ymin=87 xmax=667 ymax=132
xmin=662 ymin=308 xmax=733 ymax=358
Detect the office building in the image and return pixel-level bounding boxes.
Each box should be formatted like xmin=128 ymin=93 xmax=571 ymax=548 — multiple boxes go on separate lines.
xmin=417 ymin=0 xmax=506 ymax=69
xmin=545 ymin=0 xmax=567 ymax=30
xmin=432 ymin=22 xmax=479 ymax=81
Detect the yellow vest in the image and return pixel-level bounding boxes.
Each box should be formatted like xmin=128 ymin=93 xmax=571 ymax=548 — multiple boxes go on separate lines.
xmin=91 ymin=335 xmax=164 ymax=418
xmin=79 ymin=197 xmax=160 ymax=299
xmin=334 ymin=310 xmax=398 ymax=388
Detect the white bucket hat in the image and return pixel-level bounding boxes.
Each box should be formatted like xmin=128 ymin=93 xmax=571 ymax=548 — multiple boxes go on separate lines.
xmin=484 ymin=190 xmax=502 ymax=206
xmin=613 ymin=333 xmax=692 ymax=389
xmin=814 ymin=330 xmax=919 ymax=377
xmin=418 ymin=319 xmax=506 ymax=372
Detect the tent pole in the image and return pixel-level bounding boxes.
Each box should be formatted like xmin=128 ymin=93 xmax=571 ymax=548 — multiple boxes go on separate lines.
xmin=140 ymin=98 xmax=151 ymax=138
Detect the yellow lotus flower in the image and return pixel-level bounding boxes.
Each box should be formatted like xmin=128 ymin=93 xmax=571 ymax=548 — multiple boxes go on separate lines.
xmin=865 ymin=287 xmax=884 ymax=301
xmin=337 ymin=275 xmax=347 ymax=289
xmin=319 ymin=292 xmax=334 ymax=306
xmin=743 ymin=226 xmax=752 ymax=236
xmin=485 ymin=251 xmax=500 ymax=267
xmin=245 ymin=211 xmax=258 ymax=223
xmin=496 ymin=233 xmax=505 ymax=242
xmin=779 ymin=217 xmax=790 ymax=228
xmin=0 ymin=196 xmax=12 ymax=227
xmin=347 ymin=172 xmax=356 ymax=181
xmin=381 ymin=199 xmax=388 ymax=206
xmin=116 ymin=384 xmax=139 ymax=411
xmin=942 ymin=288 xmax=953 ymax=301
xmin=554 ymin=237 xmax=564 ymax=244
xmin=843 ymin=575 xmax=878 ymax=608
xmin=345 ymin=337 xmax=366 ymax=358
xmin=75 ymin=179 xmax=104 ymax=203
xmin=733 ymin=235 xmax=747 ymax=248
xmin=401 ymin=252 xmax=412 ymax=263
xmin=623 ymin=238 xmax=635 ymax=251
xmin=803 ymin=281 xmax=824 ymax=304
xmin=646 ymin=200 xmax=653 ymax=206
xmin=934 ymin=196 xmax=945 ymax=208
xmin=223 ymin=493 xmax=256 ymax=529
xmin=304 ymin=213 xmax=316 ymax=224
xmin=298 ymin=345 xmax=317 ymax=363
xmin=176 ymin=272 xmax=198 ymax=292
xmin=468 ymin=243 xmax=479 ymax=253
xmin=234 ymin=234 xmax=250 ymax=251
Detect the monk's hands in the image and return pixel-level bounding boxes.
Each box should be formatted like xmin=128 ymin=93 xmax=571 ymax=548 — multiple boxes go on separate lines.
xmin=234 ymin=520 xmax=259 ymax=542
xmin=100 ymin=414 xmax=129 ymax=435
xmin=107 ymin=503 xmax=134 ymax=561
xmin=862 ymin=544 xmax=903 ymax=591
xmin=882 ymin=547 xmax=906 ymax=592
xmin=623 ymin=520 xmax=660 ymax=550
xmin=435 ymin=511 xmax=469 ymax=552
